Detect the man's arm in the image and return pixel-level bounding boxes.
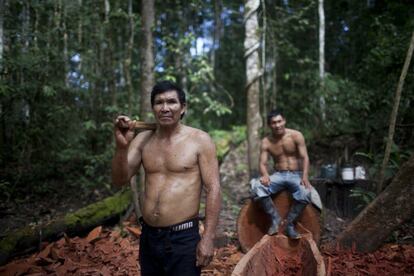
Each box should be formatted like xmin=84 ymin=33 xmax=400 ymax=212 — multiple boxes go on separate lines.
xmin=111 ymin=116 xmax=145 ymax=187
xmin=295 ymin=131 xmax=311 ymax=189
xmin=259 ymin=139 xmax=271 ymax=185
xmin=196 ymin=132 xmax=221 ymax=267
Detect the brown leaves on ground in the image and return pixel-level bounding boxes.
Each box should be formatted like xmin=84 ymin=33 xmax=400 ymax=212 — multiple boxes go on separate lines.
xmin=323 ymin=243 xmax=414 ymax=275
xmin=202 ymin=244 xmax=243 ymax=275
xmin=0 ymin=222 xmax=243 ymax=276
xmin=0 ymin=225 xmax=140 ymax=276
xmin=1 ymin=222 xmax=414 ymax=276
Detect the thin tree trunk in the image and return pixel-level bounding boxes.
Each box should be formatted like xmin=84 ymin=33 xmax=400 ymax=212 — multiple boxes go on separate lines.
xmin=78 ymin=0 xmax=82 ymax=45
xmin=244 ymin=0 xmax=262 ymax=178
xmin=77 ymin=0 xmax=82 ymax=71
xmin=102 ymin=0 xmax=119 ymax=151
xmin=0 ymin=0 xmax=4 ymax=72
xmin=271 ymin=42 xmax=277 ymax=109
xmin=124 ymin=0 xmax=134 ymax=115
xmin=318 ymin=0 xmax=326 ymax=121
xmin=62 ymin=0 xmax=69 ymax=87
xmin=211 ymin=0 xmax=223 ymax=74
xmin=139 ymin=0 xmax=155 ymax=121
xmin=377 ymin=31 xmax=414 ymax=193
xmin=0 ymin=0 xmax=5 ymax=155
xmin=134 ymin=0 xmax=156 ymax=221
xmin=261 ymin=0 xmax=267 ymax=124
xmin=104 ymin=0 xmax=117 ymax=107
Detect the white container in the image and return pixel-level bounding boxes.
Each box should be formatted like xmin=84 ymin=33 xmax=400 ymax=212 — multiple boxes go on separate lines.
xmin=341 ymin=167 xmax=354 ymax=182
xmin=355 ymin=166 xmax=366 ymax=180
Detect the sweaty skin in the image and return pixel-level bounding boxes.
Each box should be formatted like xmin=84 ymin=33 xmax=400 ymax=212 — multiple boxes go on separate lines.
xmin=138 ymin=126 xmax=213 ymax=226
xmin=259 ymin=115 xmax=311 ymax=189
xmin=111 ymin=90 xmax=221 ymax=267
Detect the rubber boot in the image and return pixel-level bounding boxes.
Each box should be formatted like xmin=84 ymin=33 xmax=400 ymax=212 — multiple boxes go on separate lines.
xmin=285 ymin=201 xmax=307 ymax=239
xmin=259 ymin=196 xmax=281 ymax=235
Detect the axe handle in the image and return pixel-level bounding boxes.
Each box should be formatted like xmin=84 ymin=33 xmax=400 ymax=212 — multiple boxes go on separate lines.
xmin=132 ymin=120 xmax=157 ymax=130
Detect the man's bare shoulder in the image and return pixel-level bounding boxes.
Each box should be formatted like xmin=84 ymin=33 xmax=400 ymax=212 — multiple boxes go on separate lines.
xmin=183 ymin=126 xmax=215 ymax=152
xmin=286 ymin=128 xmax=305 ymax=141
xmin=262 ymin=136 xmax=271 ymax=144
xmin=187 ymin=126 xmax=213 ymax=143
xmin=130 ymin=130 xmax=154 ymax=149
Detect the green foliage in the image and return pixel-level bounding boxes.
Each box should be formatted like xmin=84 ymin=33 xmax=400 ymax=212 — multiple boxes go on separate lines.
xmin=354 ymin=146 xmax=411 ymax=182
xmin=159 ymin=54 xmax=234 ymax=130
xmin=1 ymin=0 xmax=414 ymax=203
xmin=210 ymin=126 xmax=246 ymax=162
xmin=349 ymin=187 xmax=376 ymax=211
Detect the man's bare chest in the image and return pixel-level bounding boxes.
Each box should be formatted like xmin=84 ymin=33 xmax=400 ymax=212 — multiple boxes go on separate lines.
xmin=141 ymin=141 xmax=199 ymax=173
xmin=268 ymin=136 xmax=297 ymax=157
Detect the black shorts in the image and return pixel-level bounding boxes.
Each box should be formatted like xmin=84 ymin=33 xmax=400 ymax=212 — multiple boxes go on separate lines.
xmin=139 ymin=217 xmax=201 ymax=276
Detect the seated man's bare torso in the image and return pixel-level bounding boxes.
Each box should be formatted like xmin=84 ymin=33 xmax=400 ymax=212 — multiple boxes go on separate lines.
xmin=264 ymin=129 xmax=302 ymax=171
xmin=137 ymin=125 xmax=204 ymax=227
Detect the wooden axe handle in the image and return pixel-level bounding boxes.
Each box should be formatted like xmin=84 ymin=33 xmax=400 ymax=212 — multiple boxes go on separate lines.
xmin=132 ymin=120 xmax=156 ymax=130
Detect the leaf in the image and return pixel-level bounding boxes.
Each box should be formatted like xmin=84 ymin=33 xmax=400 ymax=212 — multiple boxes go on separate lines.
xmin=86 ymin=226 xmax=102 ymax=243
xmin=125 ymin=226 xmax=141 ymax=238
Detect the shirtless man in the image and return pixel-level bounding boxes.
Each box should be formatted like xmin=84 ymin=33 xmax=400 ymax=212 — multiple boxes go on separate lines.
xmin=250 ymin=109 xmax=311 ymax=239
xmin=112 ymin=81 xmax=221 ymax=275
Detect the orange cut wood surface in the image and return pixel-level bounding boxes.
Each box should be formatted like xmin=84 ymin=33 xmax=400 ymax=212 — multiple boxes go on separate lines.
xmin=237 ymin=190 xmax=321 ymax=253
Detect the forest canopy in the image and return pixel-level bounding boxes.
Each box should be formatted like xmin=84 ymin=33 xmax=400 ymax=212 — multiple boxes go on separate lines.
xmin=0 ymin=0 xmax=413 ymax=199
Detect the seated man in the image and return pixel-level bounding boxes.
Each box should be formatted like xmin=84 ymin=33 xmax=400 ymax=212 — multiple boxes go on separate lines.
xmin=250 ymin=109 xmax=312 ymax=239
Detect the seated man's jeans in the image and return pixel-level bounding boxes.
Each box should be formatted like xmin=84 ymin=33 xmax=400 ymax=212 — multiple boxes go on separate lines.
xmin=250 ymin=171 xmax=310 ymax=204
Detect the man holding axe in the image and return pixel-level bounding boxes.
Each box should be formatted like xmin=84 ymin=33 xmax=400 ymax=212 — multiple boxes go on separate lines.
xmin=112 ymin=81 xmax=221 ymax=275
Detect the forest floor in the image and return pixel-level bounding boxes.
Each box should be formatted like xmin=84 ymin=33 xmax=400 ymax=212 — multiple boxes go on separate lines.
xmin=1 ymin=199 xmax=414 ymax=275
xmin=1 ymin=141 xmax=414 ymax=275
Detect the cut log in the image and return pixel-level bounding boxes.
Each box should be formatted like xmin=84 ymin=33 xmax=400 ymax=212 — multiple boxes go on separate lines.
xmin=0 ymin=189 xmax=131 ymax=265
xmin=232 ymin=230 xmax=326 ymax=276
xmin=237 ymin=190 xmax=321 ymax=253
xmin=337 ymin=154 xmax=414 ymax=252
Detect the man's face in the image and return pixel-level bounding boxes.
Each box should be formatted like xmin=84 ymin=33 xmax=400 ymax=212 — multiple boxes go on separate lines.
xmin=152 ymin=90 xmax=186 ymax=126
xmin=268 ymin=115 xmax=286 ymax=136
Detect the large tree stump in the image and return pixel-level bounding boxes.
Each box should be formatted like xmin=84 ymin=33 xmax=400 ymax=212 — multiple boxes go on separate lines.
xmin=0 ymin=189 xmax=132 ymax=265
xmin=232 ymin=231 xmax=326 ymax=276
xmin=237 ymin=190 xmax=321 ymax=253
xmin=337 ymin=154 xmax=414 ymax=252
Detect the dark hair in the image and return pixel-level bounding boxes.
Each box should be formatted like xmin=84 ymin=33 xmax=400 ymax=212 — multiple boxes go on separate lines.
xmin=267 ymin=109 xmax=284 ymax=125
xmin=150 ymin=80 xmax=186 ymax=107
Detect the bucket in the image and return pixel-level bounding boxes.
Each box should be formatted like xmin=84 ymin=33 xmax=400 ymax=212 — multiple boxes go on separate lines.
xmin=355 ymin=166 xmax=366 ymax=180
xmin=320 ymin=164 xmax=337 ymax=179
xmin=341 ymin=167 xmax=354 ymax=182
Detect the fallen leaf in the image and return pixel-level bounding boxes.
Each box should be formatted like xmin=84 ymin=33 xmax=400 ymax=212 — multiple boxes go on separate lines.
xmin=125 ymin=226 xmax=141 ymax=238
xmin=86 ymin=226 xmax=102 ymax=243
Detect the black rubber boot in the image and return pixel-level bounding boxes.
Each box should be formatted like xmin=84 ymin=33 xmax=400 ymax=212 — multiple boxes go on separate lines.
xmin=285 ymin=201 xmax=307 ymax=239
xmin=260 ymin=196 xmax=282 ymax=235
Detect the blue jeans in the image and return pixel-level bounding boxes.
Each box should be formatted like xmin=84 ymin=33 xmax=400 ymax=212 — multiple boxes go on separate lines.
xmin=139 ymin=218 xmax=201 ymax=276
xmin=250 ymin=171 xmax=310 ymax=203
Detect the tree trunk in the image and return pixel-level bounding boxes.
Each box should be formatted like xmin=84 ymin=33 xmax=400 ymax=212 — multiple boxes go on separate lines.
xmin=318 ymin=0 xmax=326 ymax=121
xmin=78 ymin=0 xmax=82 ymax=45
xmin=260 ymin=0 xmax=267 ymax=123
xmin=377 ymin=31 xmax=414 ymax=193
xmin=139 ymin=0 xmax=155 ymax=121
xmin=211 ymin=0 xmax=223 ymax=74
xmin=244 ymin=0 xmax=262 ymax=178
xmin=0 ymin=0 xmax=4 ymax=72
xmin=0 ymin=189 xmax=132 ymax=266
xmin=271 ymin=43 xmax=277 ymax=109
xmin=104 ymin=0 xmax=117 ymax=108
xmin=62 ymin=0 xmax=69 ymax=88
xmin=125 ymin=0 xmax=134 ymax=115
xmin=337 ymin=154 xmax=414 ymax=252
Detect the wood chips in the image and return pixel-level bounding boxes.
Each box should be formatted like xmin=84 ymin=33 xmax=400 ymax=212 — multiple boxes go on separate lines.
xmin=1 ymin=222 xmax=414 ymax=275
